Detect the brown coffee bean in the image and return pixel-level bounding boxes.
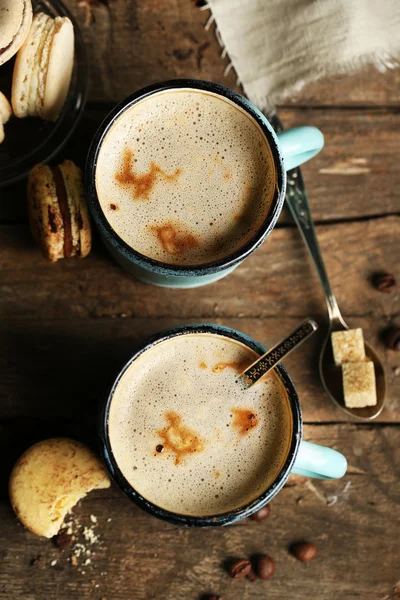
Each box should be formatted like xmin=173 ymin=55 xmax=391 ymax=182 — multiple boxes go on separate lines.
xmin=372 ymin=273 xmax=396 ymax=293
xmin=255 ymin=554 xmax=275 ymax=580
xmin=383 ymin=327 xmax=400 ymax=351
xmin=250 ymin=504 xmax=271 ymax=521
xmin=229 ymin=558 xmax=252 ymax=579
xmin=54 ymin=532 xmax=74 ymax=550
xmin=290 ymin=542 xmax=317 ymax=563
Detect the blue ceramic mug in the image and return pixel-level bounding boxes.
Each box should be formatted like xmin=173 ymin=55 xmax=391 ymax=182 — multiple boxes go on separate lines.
xmin=86 ymin=79 xmax=324 ymax=288
xmin=99 ymin=324 xmax=347 ymax=527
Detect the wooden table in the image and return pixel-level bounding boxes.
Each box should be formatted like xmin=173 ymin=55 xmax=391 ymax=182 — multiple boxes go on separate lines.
xmin=1 ymin=2 xmax=399 ymax=599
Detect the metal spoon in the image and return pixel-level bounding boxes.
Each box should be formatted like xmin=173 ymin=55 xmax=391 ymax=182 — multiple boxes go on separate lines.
xmin=285 ymin=167 xmax=386 ymax=420
xmin=241 ymin=318 xmax=318 ymax=387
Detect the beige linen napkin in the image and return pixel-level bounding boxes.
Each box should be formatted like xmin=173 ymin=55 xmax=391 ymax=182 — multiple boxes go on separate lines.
xmin=205 ymin=0 xmax=400 ymax=111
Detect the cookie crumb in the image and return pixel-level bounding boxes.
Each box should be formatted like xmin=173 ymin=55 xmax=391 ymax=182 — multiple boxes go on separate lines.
xmin=90 ymin=515 xmax=98 ymax=524
xmin=83 ymin=526 xmax=99 ymax=544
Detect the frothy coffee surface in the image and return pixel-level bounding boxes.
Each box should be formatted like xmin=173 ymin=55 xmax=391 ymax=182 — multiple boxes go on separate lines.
xmin=108 ymin=333 xmax=292 ymax=517
xmin=96 ymin=89 xmax=276 ymax=266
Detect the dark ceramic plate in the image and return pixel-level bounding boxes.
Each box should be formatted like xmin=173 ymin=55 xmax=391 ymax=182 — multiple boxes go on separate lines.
xmin=0 ymin=0 xmax=88 ymax=187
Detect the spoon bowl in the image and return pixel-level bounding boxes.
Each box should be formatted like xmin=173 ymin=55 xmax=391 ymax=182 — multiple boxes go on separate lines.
xmin=319 ymin=319 xmax=386 ymax=420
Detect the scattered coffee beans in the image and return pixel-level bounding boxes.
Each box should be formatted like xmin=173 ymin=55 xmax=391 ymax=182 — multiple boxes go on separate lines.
xmin=290 ymin=542 xmax=317 ymax=563
xmin=229 ymin=558 xmax=252 ymax=579
xmin=255 ymin=554 xmax=275 ymax=580
xmin=250 ymin=504 xmax=271 ymax=521
xmin=372 ymin=273 xmax=396 ymax=293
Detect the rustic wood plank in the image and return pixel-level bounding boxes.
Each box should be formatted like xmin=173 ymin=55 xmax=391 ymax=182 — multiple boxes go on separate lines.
xmin=63 ymin=0 xmax=400 ymax=107
xmin=1 ymin=107 xmax=399 ymax=223
xmin=285 ymin=66 xmax=400 ymax=108
xmin=280 ymin=108 xmax=400 ymax=221
xmin=0 ymin=424 xmax=398 ymax=599
xmin=0 ymin=315 xmax=399 ymax=427
xmin=0 ymin=217 xmax=398 ymax=321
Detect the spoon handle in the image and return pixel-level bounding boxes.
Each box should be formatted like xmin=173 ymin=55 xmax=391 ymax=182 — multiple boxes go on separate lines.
xmin=242 ymin=318 xmax=318 ymax=387
xmin=285 ymin=167 xmax=344 ymax=324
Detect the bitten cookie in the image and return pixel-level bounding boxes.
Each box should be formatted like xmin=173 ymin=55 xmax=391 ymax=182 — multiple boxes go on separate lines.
xmin=12 ymin=12 xmax=74 ymax=122
xmin=0 ymin=0 xmax=32 ymax=66
xmin=28 ymin=160 xmax=92 ymax=262
xmin=0 ymin=92 xmax=12 ymax=143
xmin=9 ymin=438 xmax=111 ymax=538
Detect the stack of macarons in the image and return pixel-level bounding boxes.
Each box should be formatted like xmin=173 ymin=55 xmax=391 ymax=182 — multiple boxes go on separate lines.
xmin=28 ymin=160 xmax=92 ymax=262
xmin=0 ymin=0 xmax=75 ymax=144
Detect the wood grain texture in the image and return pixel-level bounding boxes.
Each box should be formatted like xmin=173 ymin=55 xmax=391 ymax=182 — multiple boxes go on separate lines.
xmin=1 ymin=217 xmax=398 ymax=320
xmin=1 ymin=107 xmax=399 ymax=223
xmin=0 ymin=424 xmax=398 ymax=600
xmin=63 ymin=0 xmax=400 ymax=107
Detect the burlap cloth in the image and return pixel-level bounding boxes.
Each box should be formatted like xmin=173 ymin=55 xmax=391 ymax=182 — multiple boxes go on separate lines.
xmin=205 ymin=0 xmax=400 ymax=111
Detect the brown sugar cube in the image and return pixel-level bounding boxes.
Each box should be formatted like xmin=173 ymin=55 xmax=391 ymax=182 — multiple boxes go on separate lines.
xmin=331 ymin=329 xmax=366 ymax=366
xmin=342 ymin=361 xmax=377 ymax=408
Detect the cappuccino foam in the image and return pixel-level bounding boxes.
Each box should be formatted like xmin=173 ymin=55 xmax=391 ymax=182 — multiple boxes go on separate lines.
xmin=108 ymin=333 xmax=292 ymax=517
xmin=96 ymin=89 xmax=276 ymax=266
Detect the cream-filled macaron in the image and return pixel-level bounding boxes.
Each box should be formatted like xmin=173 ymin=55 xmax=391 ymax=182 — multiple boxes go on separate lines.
xmin=28 ymin=160 xmax=92 ymax=262
xmin=0 ymin=92 xmax=12 ymax=143
xmin=12 ymin=12 xmax=74 ymax=122
xmin=0 ymin=0 xmax=32 ymax=66
xmin=9 ymin=438 xmax=111 ymax=538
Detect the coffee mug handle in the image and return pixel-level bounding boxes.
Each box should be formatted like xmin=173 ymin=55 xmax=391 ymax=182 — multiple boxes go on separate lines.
xmin=277 ymin=126 xmax=324 ymax=171
xmin=292 ymin=440 xmax=347 ymax=480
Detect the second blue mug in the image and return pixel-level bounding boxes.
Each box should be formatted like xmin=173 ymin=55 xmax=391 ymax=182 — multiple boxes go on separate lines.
xmin=86 ymin=79 xmax=324 ymax=288
xmin=99 ymin=323 xmax=347 ymax=527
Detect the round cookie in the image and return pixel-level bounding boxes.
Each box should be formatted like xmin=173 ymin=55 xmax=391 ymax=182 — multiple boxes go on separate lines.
xmin=0 ymin=0 xmax=32 ymax=67
xmin=0 ymin=92 xmax=12 ymax=144
xmin=27 ymin=160 xmax=92 ymax=262
xmin=9 ymin=438 xmax=111 ymax=538
xmin=12 ymin=12 xmax=74 ymax=122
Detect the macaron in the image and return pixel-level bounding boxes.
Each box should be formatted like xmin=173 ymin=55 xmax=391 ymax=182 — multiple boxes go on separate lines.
xmin=9 ymin=438 xmax=111 ymax=538
xmin=28 ymin=160 xmax=92 ymax=262
xmin=0 ymin=0 xmax=32 ymax=66
xmin=12 ymin=12 xmax=74 ymax=122
xmin=0 ymin=92 xmax=12 ymax=143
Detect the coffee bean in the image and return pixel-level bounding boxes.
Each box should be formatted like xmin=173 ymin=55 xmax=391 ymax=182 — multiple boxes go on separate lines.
xmin=255 ymin=554 xmax=275 ymax=580
xmin=372 ymin=273 xmax=396 ymax=293
xmin=250 ymin=504 xmax=271 ymax=521
xmin=54 ymin=532 xmax=74 ymax=551
xmin=383 ymin=327 xmax=400 ymax=351
xmin=290 ymin=542 xmax=317 ymax=563
xmin=229 ymin=558 xmax=252 ymax=579
xmin=207 ymin=596 xmax=224 ymax=600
